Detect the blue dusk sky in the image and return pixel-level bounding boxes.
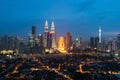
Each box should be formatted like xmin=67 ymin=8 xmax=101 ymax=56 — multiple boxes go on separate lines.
xmin=0 ymin=0 xmax=120 ymax=40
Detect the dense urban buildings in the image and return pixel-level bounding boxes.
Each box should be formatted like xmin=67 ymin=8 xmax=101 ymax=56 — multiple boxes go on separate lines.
xmin=0 ymin=20 xmax=120 ymax=80
xmin=0 ymin=21 xmax=120 ymax=54
xmin=0 ymin=0 xmax=120 ymax=79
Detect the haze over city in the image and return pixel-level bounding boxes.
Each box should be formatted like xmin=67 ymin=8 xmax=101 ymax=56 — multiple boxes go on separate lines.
xmin=0 ymin=0 xmax=120 ymax=39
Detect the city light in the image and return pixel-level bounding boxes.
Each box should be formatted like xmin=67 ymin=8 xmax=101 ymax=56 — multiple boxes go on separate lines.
xmin=57 ymin=36 xmax=67 ymax=53
xmin=0 ymin=0 xmax=120 ymax=79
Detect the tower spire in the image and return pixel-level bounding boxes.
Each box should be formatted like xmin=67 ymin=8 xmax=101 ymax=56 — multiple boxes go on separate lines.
xmin=51 ymin=21 xmax=55 ymax=33
xmin=44 ymin=20 xmax=48 ymax=33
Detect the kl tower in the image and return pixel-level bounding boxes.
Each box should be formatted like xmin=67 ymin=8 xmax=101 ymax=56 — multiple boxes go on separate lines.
xmin=99 ymin=27 xmax=102 ymax=44
xmin=99 ymin=27 xmax=102 ymax=51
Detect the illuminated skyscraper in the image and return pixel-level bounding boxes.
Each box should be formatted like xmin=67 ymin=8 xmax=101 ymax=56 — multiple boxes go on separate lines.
xmin=44 ymin=20 xmax=48 ymax=33
xmin=44 ymin=20 xmax=49 ymax=48
xmin=50 ymin=21 xmax=56 ymax=49
xmin=51 ymin=21 xmax=55 ymax=33
xmin=98 ymin=27 xmax=102 ymax=51
xmin=99 ymin=27 xmax=102 ymax=43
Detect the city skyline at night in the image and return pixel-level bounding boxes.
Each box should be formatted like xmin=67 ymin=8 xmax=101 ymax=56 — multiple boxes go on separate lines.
xmin=0 ymin=1 xmax=120 ymax=79
xmin=0 ymin=0 xmax=120 ymax=39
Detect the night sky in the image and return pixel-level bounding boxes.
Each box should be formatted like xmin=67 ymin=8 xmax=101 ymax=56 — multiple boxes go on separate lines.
xmin=0 ymin=0 xmax=120 ymax=40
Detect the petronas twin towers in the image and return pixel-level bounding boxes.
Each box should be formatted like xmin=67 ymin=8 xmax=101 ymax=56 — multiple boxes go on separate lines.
xmin=44 ymin=20 xmax=55 ymax=33
xmin=44 ymin=20 xmax=56 ymax=49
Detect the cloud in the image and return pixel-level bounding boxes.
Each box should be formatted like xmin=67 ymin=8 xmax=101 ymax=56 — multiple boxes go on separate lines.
xmin=102 ymin=32 xmax=120 ymax=36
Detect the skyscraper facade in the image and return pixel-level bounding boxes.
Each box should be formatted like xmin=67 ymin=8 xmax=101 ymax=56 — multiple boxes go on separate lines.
xmin=117 ymin=34 xmax=120 ymax=50
xmin=38 ymin=34 xmax=43 ymax=47
xmin=28 ymin=33 xmax=34 ymax=48
xmin=43 ymin=20 xmax=56 ymax=49
xmin=112 ymin=38 xmax=117 ymax=51
xmin=32 ymin=26 xmax=36 ymax=39
xmin=50 ymin=21 xmax=56 ymax=49
xmin=8 ymin=36 xmax=15 ymax=50
xmin=46 ymin=32 xmax=52 ymax=49
xmin=44 ymin=20 xmax=49 ymax=48
xmin=90 ymin=37 xmax=95 ymax=49
xmin=101 ymin=38 xmax=107 ymax=51
xmin=90 ymin=37 xmax=99 ymax=49
xmin=65 ymin=32 xmax=72 ymax=51
xmin=14 ymin=36 xmax=20 ymax=50
xmin=0 ymin=35 xmax=8 ymax=50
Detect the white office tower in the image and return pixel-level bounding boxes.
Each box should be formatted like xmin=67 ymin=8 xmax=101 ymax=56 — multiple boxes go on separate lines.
xmin=51 ymin=21 xmax=56 ymax=49
xmin=99 ymin=27 xmax=102 ymax=43
xmin=44 ymin=20 xmax=48 ymax=47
